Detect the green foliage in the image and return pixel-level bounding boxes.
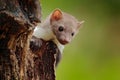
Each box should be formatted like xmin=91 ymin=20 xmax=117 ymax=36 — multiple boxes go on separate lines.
xmin=41 ymin=0 xmax=120 ymax=80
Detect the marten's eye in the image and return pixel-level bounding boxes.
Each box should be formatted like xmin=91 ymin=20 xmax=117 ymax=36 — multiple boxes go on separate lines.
xmin=71 ymin=32 xmax=74 ymax=36
xmin=58 ymin=26 xmax=64 ymax=32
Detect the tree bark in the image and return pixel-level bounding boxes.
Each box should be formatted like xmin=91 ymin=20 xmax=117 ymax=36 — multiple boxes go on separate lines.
xmin=0 ymin=0 xmax=57 ymax=80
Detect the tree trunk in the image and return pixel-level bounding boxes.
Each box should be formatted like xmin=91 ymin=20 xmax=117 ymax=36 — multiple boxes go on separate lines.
xmin=0 ymin=0 xmax=58 ymax=80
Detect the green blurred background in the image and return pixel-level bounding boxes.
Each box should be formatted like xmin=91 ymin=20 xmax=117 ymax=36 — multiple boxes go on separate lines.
xmin=41 ymin=0 xmax=120 ymax=80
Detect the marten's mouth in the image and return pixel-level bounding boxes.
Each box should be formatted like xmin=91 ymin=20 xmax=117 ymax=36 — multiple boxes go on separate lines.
xmin=59 ymin=40 xmax=69 ymax=45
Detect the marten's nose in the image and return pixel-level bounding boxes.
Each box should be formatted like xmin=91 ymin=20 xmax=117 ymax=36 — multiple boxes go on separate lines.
xmin=63 ymin=40 xmax=69 ymax=44
xmin=60 ymin=39 xmax=70 ymax=45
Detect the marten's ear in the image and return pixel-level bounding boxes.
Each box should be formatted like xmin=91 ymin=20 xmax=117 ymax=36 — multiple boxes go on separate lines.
xmin=77 ymin=20 xmax=85 ymax=29
xmin=50 ymin=9 xmax=62 ymax=21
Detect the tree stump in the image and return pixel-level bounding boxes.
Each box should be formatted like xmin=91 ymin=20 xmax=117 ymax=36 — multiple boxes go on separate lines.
xmin=0 ymin=0 xmax=58 ymax=80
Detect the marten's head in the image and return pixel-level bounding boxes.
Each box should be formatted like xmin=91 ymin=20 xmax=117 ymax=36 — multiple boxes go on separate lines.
xmin=50 ymin=9 xmax=84 ymax=45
